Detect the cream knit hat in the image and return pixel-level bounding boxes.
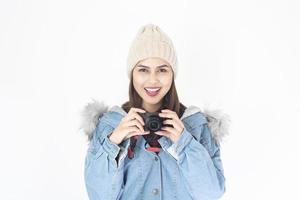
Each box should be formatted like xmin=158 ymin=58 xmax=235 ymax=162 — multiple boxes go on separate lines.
xmin=126 ymin=23 xmax=178 ymax=80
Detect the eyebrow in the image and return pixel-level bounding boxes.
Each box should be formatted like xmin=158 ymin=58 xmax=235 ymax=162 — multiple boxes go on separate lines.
xmin=136 ymin=64 xmax=169 ymax=68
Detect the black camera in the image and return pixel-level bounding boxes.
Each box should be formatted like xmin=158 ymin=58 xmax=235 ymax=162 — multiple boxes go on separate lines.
xmin=138 ymin=110 xmax=173 ymax=142
xmin=139 ymin=111 xmax=174 ymax=132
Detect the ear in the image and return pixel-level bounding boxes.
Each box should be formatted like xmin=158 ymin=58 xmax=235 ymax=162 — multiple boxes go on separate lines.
xmin=201 ymin=108 xmax=231 ymax=146
xmin=79 ymin=99 xmax=109 ymax=141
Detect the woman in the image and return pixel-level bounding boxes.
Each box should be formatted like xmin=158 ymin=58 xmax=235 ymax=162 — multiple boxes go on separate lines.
xmin=81 ymin=24 xmax=230 ymax=200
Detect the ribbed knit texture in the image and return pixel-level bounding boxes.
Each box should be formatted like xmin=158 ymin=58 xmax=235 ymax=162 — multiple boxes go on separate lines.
xmin=126 ymin=23 xmax=178 ymax=80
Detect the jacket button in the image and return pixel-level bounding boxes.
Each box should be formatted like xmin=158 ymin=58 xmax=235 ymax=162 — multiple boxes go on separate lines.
xmin=152 ymin=188 xmax=159 ymax=195
xmin=154 ymin=156 xmax=158 ymax=161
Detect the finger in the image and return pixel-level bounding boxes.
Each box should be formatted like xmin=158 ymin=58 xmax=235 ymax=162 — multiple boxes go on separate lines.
xmin=125 ymin=131 xmax=150 ymax=139
xmin=161 ymin=109 xmax=175 ymax=113
xmin=126 ymin=119 xmax=144 ymax=132
xmin=163 ymin=119 xmax=182 ymax=131
xmin=159 ymin=112 xmax=174 ymax=120
xmin=134 ymin=121 xmax=145 ymax=133
xmin=141 ymin=131 xmax=151 ymax=135
xmin=124 ymin=132 xmax=139 ymax=140
xmin=127 ymin=127 xmax=149 ymax=135
xmin=160 ymin=112 xmax=182 ymax=125
xmin=127 ymin=126 xmax=141 ymax=135
xmin=128 ymin=130 xmax=150 ymax=138
xmin=161 ymin=126 xmax=175 ymax=134
xmin=123 ymin=111 xmax=145 ymax=125
xmin=154 ymin=130 xmax=170 ymax=138
xmin=125 ymin=108 xmax=144 ymax=122
xmin=125 ymin=132 xmax=140 ymax=140
xmin=129 ymin=107 xmax=146 ymax=114
xmin=132 ymin=112 xmax=145 ymax=126
xmin=162 ymin=119 xmax=173 ymax=125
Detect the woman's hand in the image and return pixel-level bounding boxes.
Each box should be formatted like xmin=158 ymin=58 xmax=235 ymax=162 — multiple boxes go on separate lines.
xmin=154 ymin=109 xmax=185 ymax=143
xmin=109 ymin=107 xmax=150 ymax=145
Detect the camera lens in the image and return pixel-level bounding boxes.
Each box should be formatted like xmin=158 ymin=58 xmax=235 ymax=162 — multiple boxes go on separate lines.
xmin=148 ymin=117 xmax=161 ymax=131
xmin=150 ymin=121 xmax=158 ymax=130
xmin=141 ymin=112 xmax=163 ymax=133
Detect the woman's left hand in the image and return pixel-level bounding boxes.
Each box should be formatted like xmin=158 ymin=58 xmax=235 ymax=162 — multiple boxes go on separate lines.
xmin=155 ymin=109 xmax=185 ymax=143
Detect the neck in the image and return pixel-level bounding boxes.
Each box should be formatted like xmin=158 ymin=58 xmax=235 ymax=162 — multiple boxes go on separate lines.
xmin=142 ymin=101 xmax=162 ymax=113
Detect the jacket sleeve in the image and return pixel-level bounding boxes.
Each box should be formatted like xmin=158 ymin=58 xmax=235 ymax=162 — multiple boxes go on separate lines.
xmin=84 ymin=116 xmax=130 ymax=200
xmin=166 ymin=122 xmax=226 ymax=200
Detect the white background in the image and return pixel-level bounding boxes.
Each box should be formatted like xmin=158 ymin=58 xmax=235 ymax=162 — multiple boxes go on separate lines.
xmin=1 ymin=0 xmax=299 ymax=199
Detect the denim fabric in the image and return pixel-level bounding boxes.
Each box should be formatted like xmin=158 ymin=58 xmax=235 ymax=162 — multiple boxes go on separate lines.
xmin=84 ymin=107 xmax=226 ymax=200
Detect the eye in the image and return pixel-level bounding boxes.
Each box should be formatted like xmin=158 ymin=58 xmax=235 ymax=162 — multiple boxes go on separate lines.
xmin=138 ymin=68 xmax=147 ymax=72
xmin=160 ymin=68 xmax=167 ymax=72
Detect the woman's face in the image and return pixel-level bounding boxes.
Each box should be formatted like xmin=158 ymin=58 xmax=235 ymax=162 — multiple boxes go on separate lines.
xmin=132 ymin=57 xmax=173 ymax=112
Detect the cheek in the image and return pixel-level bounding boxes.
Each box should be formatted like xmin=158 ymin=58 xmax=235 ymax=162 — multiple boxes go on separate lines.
xmin=160 ymin=76 xmax=172 ymax=86
xmin=133 ymin=77 xmax=145 ymax=89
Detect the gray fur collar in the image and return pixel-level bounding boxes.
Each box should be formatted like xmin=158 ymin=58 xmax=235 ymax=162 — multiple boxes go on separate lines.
xmin=79 ymin=99 xmax=231 ymax=146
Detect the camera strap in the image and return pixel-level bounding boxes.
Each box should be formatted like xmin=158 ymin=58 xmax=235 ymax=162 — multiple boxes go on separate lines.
xmin=143 ymin=135 xmax=162 ymax=153
xmin=145 ymin=146 xmax=161 ymax=152
xmin=127 ymin=134 xmax=162 ymax=159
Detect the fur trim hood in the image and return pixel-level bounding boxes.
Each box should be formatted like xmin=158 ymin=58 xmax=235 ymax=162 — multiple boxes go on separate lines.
xmin=79 ymin=99 xmax=231 ymax=146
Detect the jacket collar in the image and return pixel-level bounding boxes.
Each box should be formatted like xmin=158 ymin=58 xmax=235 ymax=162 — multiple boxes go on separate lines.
xmin=80 ymin=99 xmax=231 ymax=146
xmin=108 ymin=104 xmax=202 ymax=120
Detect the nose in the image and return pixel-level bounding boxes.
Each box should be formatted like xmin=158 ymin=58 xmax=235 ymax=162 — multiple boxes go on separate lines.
xmin=148 ymin=71 xmax=159 ymax=83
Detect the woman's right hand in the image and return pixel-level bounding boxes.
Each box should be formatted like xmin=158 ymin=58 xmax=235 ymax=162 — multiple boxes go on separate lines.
xmin=108 ymin=107 xmax=150 ymax=145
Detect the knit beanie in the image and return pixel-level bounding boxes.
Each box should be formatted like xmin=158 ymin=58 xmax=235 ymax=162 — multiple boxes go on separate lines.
xmin=126 ymin=23 xmax=178 ymax=80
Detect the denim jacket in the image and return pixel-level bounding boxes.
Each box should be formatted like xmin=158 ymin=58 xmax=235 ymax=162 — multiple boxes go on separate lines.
xmin=80 ymin=100 xmax=230 ymax=200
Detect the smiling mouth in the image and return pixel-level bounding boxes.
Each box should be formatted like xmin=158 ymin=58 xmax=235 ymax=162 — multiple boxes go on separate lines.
xmin=144 ymin=87 xmax=161 ymax=96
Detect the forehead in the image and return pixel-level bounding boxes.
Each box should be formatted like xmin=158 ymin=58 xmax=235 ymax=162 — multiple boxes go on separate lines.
xmin=136 ymin=57 xmax=170 ymax=68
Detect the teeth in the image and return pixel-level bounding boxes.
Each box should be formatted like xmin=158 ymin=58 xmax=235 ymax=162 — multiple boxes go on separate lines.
xmin=145 ymin=88 xmax=160 ymax=92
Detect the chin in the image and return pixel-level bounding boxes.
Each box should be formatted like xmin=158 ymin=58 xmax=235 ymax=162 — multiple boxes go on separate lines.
xmin=143 ymin=96 xmax=163 ymax=105
xmin=144 ymin=99 xmax=161 ymax=105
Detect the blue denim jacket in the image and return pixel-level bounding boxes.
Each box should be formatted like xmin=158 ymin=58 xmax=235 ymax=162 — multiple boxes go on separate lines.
xmin=81 ymin=101 xmax=230 ymax=200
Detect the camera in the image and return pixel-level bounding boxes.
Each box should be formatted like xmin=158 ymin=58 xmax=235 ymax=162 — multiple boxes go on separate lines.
xmin=138 ymin=110 xmax=173 ymax=142
xmin=139 ymin=111 xmax=173 ymax=132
